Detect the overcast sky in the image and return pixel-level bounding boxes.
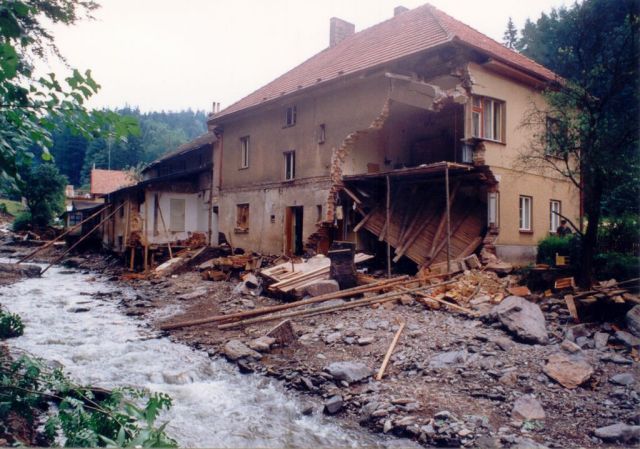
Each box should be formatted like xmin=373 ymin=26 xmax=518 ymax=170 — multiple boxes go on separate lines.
xmin=46 ymin=0 xmax=571 ymax=113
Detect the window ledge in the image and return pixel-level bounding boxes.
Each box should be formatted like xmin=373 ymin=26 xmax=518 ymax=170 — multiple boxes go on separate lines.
xmin=519 ymin=229 xmax=534 ymax=234
xmin=239 ymin=166 xmax=249 ymax=170
xmin=473 ymin=137 xmax=506 ymax=146
xmin=234 ymin=228 xmax=249 ymax=234
xmin=282 ymin=124 xmax=296 ymax=129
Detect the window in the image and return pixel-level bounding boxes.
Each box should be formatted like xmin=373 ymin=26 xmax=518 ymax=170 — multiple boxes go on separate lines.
xmin=236 ymin=203 xmax=249 ymax=233
xmin=550 ymin=200 xmax=561 ymax=233
xmin=69 ymin=212 xmax=82 ymax=226
xmin=316 ymin=205 xmax=323 ymax=222
xmin=472 ymin=96 xmax=505 ymax=142
xmin=318 ymin=124 xmax=326 ymax=144
xmin=284 ymin=151 xmax=295 ymax=181
xmin=519 ymin=195 xmax=532 ymax=231
xmin=284 ymin=105 xmax=297 ymax=127
xmin=169 ymin=198 xmax=186 ymax=232
xmin=487 ymin=192 xmax=499 ymax=227
xmin=240 ymin=136 xmax=250 ymax=168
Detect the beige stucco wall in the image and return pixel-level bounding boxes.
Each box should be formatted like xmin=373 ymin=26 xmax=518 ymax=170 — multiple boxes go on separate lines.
xmin=467 ymin=63 xmax=580 ymax=261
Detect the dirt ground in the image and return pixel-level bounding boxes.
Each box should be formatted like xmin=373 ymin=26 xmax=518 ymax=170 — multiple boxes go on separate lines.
xmin=1 ymin=231 xmax=639 ymax=448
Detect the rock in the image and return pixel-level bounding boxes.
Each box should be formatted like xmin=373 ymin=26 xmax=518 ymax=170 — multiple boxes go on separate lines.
xmin=575 ymin=336 xmax=592 ymax=348
xmin=0 ymin=262 xmax=41 ymax=278
xmin=357 ymin=337 xmax=374 ymax=346
xmin=486 ymin=262 xmax=513 ymax=275
xmin=397 ymin=294 xmax=414 ymax=306
xmin=564 ymin=323 xmax=592 ymax=342
xmin=236 ymin=359 xmax=254 ymax=374
xmin=395 ymin=416 xmax=416 ymax=427
xmin=304 ymin=279 xmax=340 ymax=297
xmin=492 ymin=336 xmax=515 ymax=351
xmin=323 ymin=332 xmax=342 ymax=344
xmin=429 ymin=350 xmax=468 ymax=369
xmin=594 ymin=423 xmax=640 ymax=442
xmin=491 ymin=296 xmax=548 ymax=344
xmin=67 ymin=307 xmax=90 ymax=313
xmin=512 ymin=437 xmax=550 ymax=449
xmin=614 ymin=330 xmax=640 ymax=348
xmin=560 ymin=339 xmax=581 ymax=353
xmin=301 ymin=402 xmax=314 ymax=416
xmin=601 ymin=353 xmax=633 ymax=365
xmin=248 ymin=336 xmax=276 ymax=352
xmin=610 ymin=373 xmax=635 ymax=386
xmin=223 ymin=340 xmax=262 ymax=361
xmin=626 ymin=305 xmax=640 ymax=337
xmin=543 ymin=352 xmax=594 ymax=388
xmin=162 ymin=371 xmax=193 ymax=384
xmin=62 ymin=257 xmax=86 ymax=268
xmin=325 ymin=361 xmax=372 ymax=383
xmin=324 ymin=395 xmax=343 ymax=414
xmin=383 ymin=419 xmax=393 ymax=433
xmin=594 ymin=332 xmax=610 ymax=349
xmin=511 ymin=395 xmax=546 ymax=423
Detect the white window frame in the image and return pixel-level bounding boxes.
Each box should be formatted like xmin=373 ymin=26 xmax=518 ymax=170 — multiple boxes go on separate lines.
xmin=240 ymin=136 xmax=250 ymax=169
xmin=519 ymin=195 xmax=532 ymax=232
xmin=284 ymin=150 xmax=295 ymax=181
xmin=550 ymin=200 xmax=561 ymax=233
xmin=471 ymin=96 xmax=505 ymax=142
xmin=487 ymin=191 xmax=499 ymax=227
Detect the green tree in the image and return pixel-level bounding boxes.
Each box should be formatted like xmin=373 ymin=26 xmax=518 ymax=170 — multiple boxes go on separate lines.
xmin=0 ymin=0 xmax=138 ymax=189
xmin=503 ymin=17 xmax=518 ymax=49
xmin=517 ymin=0 xmax=639 ymax=286
xmin=20 ymin=163 xmax=67 ymax=227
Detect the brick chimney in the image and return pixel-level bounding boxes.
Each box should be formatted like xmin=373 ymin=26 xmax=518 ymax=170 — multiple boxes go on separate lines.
xmin=394 ymin=6 xmax=409 ymax=16
xmin=330 ymin=17 xmax=355 ymax=47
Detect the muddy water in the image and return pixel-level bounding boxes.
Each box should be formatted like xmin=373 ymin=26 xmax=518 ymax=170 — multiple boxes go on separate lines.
xmin=0 ymin=265 xmax=390 ymax=447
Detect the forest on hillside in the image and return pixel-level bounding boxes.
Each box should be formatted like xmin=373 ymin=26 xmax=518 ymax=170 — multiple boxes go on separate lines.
xmin=49 ymin=108 xmax=208 ymax=188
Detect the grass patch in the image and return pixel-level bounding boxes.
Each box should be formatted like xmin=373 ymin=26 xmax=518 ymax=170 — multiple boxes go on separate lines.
xmin=0 ymin=199 xmax=25 ymax=217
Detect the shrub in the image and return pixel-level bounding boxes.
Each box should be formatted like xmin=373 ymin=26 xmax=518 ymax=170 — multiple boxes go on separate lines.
xmin=0 ymin=203 xmax=7 ymax=214
xmin=537 ymin=235 xmax=577 ymax=266
xmin=598 ymin=214 xmax=640 ymax=256
xmin=0 ymin=310 xmax=24 ymax=338
xmin=11 ymin=211 xmax=32 ymax=232
xmin=594 ymin=252 xmax=640 ymax=281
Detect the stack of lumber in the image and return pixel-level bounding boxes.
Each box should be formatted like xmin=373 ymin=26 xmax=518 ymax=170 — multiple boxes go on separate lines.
xmin=198 ymin=254 xmax=262 ymax=272
xmin=260 ymin=253 xmax=373 ymax=294
xmin=346 ymin=182 xmax=484 ymax=267
xmin=564 ymin=278 xmax=640 ymax=322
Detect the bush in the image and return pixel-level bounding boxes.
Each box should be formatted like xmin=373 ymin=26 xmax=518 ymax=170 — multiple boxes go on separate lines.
xmin=11 ymin=211 xmax=32 ymax=232
xmin=537 ymin=235 xmax=577 ymax=266
xmin=0 ymin=310 xmax=24 ymax=338
xmin=594 ymin=252 xmax=640 ymax=281
xmin=0 ymin=203 xmax=7 ymax=214
xmin=598 ymin=214 xmax=640 ymax=256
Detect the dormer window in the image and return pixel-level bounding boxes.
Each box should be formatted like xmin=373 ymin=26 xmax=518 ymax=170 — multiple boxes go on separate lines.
xmin=284 ymin=105 xmax=297 ymax=127
xmin=472 ymin=96 xmax=505 ymax=143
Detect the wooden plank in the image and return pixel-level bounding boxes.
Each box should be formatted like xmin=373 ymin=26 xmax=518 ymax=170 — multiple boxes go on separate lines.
xmin=376 ymin=321 xmax=405 ymax=381
xmin=342 ymin=186 xmax=363 ymax=205
xmin=354 ymin=208 xmax=377 ymax=233
xmin=564 ymin=294 xmax=580 ymax=322
xmin=393 ymin=205 xmax=439 ymax=262
xmin=427 ymin=182 xmax=460 ymax=260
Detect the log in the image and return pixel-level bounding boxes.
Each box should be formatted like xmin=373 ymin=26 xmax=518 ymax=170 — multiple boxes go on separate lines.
xmin=218 ymin=280 xmax=459 ymax=330
xmin=160 ymin=275 xmax=410 ymax=331
xmin=376 ymin=321 xmax=405 ymax=381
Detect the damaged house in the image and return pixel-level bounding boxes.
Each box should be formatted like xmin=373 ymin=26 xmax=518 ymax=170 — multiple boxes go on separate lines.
xmin=207 ymin=3 xmax=579 ymax=267
xmin=100 ymin=133 xmax=217 ymax=265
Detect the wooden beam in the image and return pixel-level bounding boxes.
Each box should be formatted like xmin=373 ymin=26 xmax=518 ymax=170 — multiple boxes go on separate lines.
xmin=354 ymin=208 xmax=377 ymax=233
xmin=427 ymin=182 xmax=460 ymax=260
xmin=342 ymin=186 xmax=363 ymax=205
xmin=386 ymin=175 xmax=391 ymax=278
xmin=376 ymin=321 xmax=405 ymax=380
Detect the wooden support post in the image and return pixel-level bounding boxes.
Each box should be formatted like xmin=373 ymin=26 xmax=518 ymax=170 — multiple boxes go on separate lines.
xmin=143 ymin=244 xmax=148 ymax=273
xmin=386 ymin=175 xmax=391 ymax=278
xmin=376 ymin=321 xmax=405 ymax=380
xmin=129 ymin=246 xmax=135 ymax=271
xmin=157 ymin=203 xmax=173 ymax=259
xmin=353 ymin=208 xmax=377 ymax=233
xmin=17 ymin=205 xmax=107 ymax=264
xmin=445 ymin=165 xmax=451 ymax=275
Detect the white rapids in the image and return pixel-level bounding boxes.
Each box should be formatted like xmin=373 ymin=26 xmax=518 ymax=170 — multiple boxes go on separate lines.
xmin=0 ymin=264 xmax=394 ymax=448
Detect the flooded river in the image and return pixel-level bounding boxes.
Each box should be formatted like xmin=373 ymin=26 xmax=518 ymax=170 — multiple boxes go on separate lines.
xmin=0 ymin=264 xmax=390 ymax=447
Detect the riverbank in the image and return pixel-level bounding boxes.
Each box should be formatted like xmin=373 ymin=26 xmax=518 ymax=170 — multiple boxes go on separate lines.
xmin=1 ymin=231 xmax=639 ymax=448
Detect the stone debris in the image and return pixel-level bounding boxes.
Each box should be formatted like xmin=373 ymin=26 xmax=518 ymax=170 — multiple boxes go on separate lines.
xmin=593 ymin=422 xmax=640 ymax=442
xmin=543 ymin=352 xmax=594 ymax=389
xmin=248 ymin=336 xmax=276 ymax=352
xmin=324 ymin=361 xmax=373 ymax=383
xmin=626 ymin=305 xmax=640 ymax=337
xmin=511 ymin=395 xmax=546 ymax=424
xmin=223 ymin=340 xmax=262 ymax=361
xmin=324 ymin=395 xmax=343 ymax=414
xmin=489 ymin=296 xmax=549 ymax=344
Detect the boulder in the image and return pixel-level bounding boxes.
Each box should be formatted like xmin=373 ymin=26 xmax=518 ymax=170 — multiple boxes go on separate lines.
xmin=223 ymin=340 xmax=262 ymax=361
xmin=594 ymin=332 xmax=610 ymax=349
xmin=594 ymin=423 xmax=640 ymax=442
xmin=626 ymin=305 xmax=640 ymax=337
xmin=324 ymin=361 xmax=373 ymax=383
xmin=543 ymin=352 xmax=593 ymax=388
xmin=248 ymin=336 xmax=276 ymax=352
xmin=303 ymin=279 xmax=340 ymax=297
xmin=324 ymin=395 xmax=343 ymax=414
xmin=0 ymin=262 xmax=41 ymax=278
xmin=491 ymin=296 xmax=548 ymax=344
xmin=610 ymin=373 xmax=635 ymax=386
xmin=614 ymin=330 xmax=640 ymax=348
xmin=511 ymin=395 xmax=546 ymax=423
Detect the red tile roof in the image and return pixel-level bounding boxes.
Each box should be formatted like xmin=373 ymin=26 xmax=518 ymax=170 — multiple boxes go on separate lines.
xmin=90 ymin=169 xmax=135 ymax=196
xmin=212 ymin=3 xmax=558 ymax=121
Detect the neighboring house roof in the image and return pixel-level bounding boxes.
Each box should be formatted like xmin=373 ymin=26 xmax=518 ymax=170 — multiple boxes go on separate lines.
xmin=143 ymin=132 xmax=216 ymax=173
xmin=212 ymin=3 xmax=558 ymax=121
xmin=90 ymin=169 xmax=135 ymax=196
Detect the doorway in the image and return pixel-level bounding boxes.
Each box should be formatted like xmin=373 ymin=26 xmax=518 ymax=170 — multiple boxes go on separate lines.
xmin=285 ymin=206 xmax=304 ymax=255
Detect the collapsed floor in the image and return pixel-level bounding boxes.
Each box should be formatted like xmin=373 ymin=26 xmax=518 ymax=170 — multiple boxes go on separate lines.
xmin=1 ymin=232 xmax=639 ymax=449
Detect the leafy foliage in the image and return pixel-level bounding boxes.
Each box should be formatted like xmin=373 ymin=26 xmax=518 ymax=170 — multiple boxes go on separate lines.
xmin=0 ymin=0 xmax=139 ymax=189
xmin=0 ymin=348 xmax=177 ymax=447
xmin=0 ymin=309 xmax=24 ymax=338
xmin=516 ymin=0 xmax=639 ymax=285
xmin=20 ymin=163 xmax=67 ymax=228
xmin=11 ymin=210 xmax=31 ymax=231
xmin=537 ymin=235 xmax=579 ymax=266
xmin=502 ymin=17 xmax=518 ymax=49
